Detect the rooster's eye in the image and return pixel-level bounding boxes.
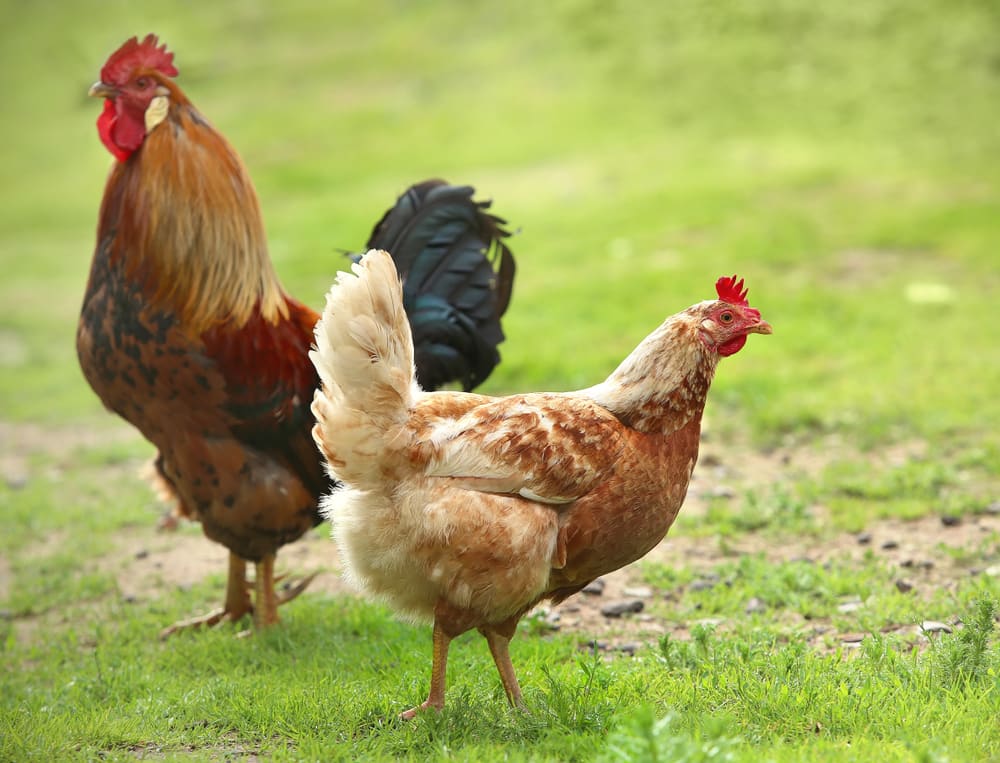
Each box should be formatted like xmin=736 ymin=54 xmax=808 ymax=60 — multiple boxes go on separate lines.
xmin=720 ymin=312 xmax=734 ymax=323
xmin=136 ymin=77 xmax=150 ymax=89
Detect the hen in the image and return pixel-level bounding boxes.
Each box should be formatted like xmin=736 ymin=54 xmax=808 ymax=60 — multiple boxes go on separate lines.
xmin=78 ymin=35 xmax=515 ymax=637
xmin=310 ymin=250 xmax=771 ymax=717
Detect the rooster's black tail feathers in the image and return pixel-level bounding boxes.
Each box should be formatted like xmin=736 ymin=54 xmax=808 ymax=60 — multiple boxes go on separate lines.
xmin=365 ymin=179 xmax=516 ymax=392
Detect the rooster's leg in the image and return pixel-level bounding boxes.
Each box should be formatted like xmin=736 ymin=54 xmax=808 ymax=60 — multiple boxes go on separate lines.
xmin=253 ymin=553 xmax=280 ymax=629
xmin=250 ymin=553 xmax=318 ymax=631
xmin=400 ymin=619 xmax=452 ymax=720
xmin=481 ymin=618 xmax=526 ymax=710
xmin=159 ymin=552 xmax=252 ymax=639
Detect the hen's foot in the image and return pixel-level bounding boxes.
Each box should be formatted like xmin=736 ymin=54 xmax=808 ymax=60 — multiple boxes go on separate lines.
xmin=399 ymin=700 xmax=443 ymax=721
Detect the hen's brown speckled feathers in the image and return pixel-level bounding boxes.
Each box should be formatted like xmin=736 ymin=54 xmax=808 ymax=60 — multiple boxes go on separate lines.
xmin=310 ymin=250 xmax=772 ymax=715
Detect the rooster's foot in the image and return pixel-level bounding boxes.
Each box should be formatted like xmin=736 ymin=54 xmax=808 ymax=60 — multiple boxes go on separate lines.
xmin=158 ymin=605 xmax=251 ymax=639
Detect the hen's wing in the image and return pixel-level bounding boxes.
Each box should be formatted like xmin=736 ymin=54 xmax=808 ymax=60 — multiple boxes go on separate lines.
xmin=416 ymin=393 xmax=626 ymax=504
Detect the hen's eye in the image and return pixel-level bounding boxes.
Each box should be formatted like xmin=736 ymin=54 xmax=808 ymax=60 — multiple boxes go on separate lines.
xmin=136 ymin=77 xmax=150 ymax=89
xmin=720 ymin=312 xmax=734 ymax=323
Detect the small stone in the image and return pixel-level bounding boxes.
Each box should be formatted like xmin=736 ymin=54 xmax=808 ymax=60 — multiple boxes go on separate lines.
xmin=694 ymin=617 xmax=725 ymax=628
xmin=616 ymin=642 xmax=642 ymax=656
xmin=940 ymin=515 xmax=962 ymax=527
xmin=582 ymin=639 xmax=609 ymax=652
xmin=122 ymin=594 xmax=138 ymax=604
xmin=921 ymin=620 xmax=953 ymax=634
xmin=837 ymin=596 xmax=864 ymax=615
xmin=984 ymin=565 xmax=1000 ymax=577
xmin=5 ymin=475 xmax=28 ymax=490
xmin=880 ymin=540 xmax=900 ymax=550
xmin=895 ymin=579 xmax=914 ymax=593
xmin=600 ymin=599 xmax=644 ymax=618
xmin=581 ymin=578 xmax=606 ymax=596
xmin=134 ymin=549 xmax=150 ymax=560
xmin=840 ymin=632 xmax=865 ymax=644
xmin=704 ymin=485 xmax=736 ymax=500
xmin=560 ymin=603 xmax=581 ymax=614
xmin=688 ymin=579 xmax=716 ymax=592
xmin=0 ymin=609 xmax=12 ymax=621
xmin=745 ymin=597 xmax=766 ymax=614
xmin=983 ymin=501 xmax=1000 ymax=516
xmin=622 ymin=586 xmax=654 ymax=599
xmin=856 ymin=532 xmax=872 ymax=545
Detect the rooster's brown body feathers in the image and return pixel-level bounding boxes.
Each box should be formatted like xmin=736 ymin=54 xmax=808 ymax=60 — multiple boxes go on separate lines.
xmin=80 ymin=35 xmax=516 ymax=634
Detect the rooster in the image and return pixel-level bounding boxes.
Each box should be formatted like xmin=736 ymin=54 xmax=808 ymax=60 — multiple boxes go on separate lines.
xmin=310 ymin=251 xmax=771 ymax=717
xmin=78 ymin=35 xmax=515 ymax=637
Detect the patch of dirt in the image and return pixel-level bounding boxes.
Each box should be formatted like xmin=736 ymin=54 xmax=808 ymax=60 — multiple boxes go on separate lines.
xmin=4 ymin=420 xmax=998 ymax=653
xmin=108 ymin=524 xmax=351 ymax=606
xmin=538 ymin=512 xmax=999 ymax=652
xmin=0 ymin=419 xmax=143 ymax=488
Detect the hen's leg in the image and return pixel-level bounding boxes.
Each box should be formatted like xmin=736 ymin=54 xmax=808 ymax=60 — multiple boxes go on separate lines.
xmin=159 ymin=552 xmax=252 ymax=638
xmin=481 ymin=617 xmax=526 ymax=710
xmin=251 ymin=553 xmax=318 ymax=630
xmin=400 ymin=619 xmax=452 ymax=720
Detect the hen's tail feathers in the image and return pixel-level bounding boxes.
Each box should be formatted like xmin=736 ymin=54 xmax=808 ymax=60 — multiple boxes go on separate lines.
xmin=365 ymin=179 xmax=516 ymax=392
xmin=310 ymin=250 xmax=417 ymax=488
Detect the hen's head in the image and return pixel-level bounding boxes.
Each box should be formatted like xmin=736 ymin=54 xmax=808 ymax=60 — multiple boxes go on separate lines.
xmin=88 ymin=35 xmax=180 ymax=162
xmin=696 ymin=275 xmax=772 ymax=357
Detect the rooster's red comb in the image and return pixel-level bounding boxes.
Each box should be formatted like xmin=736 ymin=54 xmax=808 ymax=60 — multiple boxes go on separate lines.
xmin=100 ymin=34 xmax=178 ymax=86
xmin=715 ymin=274 xmax=750 ymax=306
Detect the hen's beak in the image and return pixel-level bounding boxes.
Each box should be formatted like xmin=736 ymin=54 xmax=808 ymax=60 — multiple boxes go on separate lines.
xmin=751 ymin=319 xmax=773 ymax=335
xmin=88 ymin=81 xmax=117 ymax=99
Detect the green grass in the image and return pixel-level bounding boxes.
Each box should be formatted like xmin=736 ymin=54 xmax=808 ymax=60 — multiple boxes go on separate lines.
xmin=3 ymin=0 xmax=1000 ymax=759
xmin=3 ymin=590 xmax=998 ymax=761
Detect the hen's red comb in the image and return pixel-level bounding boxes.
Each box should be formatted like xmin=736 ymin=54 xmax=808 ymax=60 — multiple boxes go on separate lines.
xmin=100 ymin=34 xmax=178 ymax=86
xmin=715 ymin=274 xmax=750 ymax=306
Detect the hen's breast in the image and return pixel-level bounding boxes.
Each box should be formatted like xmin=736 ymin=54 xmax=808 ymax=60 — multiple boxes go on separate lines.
xmin=546 ymin=415 xmax=703 ymax=594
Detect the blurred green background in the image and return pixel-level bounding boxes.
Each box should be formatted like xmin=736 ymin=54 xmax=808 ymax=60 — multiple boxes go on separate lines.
xmin=1 ymin=0 xmax=998 ymax=447
xmin=2 ymin=3 xmax=1000 ymax=760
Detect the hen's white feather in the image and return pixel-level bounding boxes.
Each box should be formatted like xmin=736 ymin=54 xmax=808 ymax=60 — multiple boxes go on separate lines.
xmin=310 ymin=250 xmax=420 ymax=487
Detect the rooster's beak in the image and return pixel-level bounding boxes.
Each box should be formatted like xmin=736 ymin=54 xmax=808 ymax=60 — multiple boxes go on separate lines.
xmin=751 ymin=320 xmax=773 ymax=335
xmin=88 ymin=81 xmax=118 ymax=99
